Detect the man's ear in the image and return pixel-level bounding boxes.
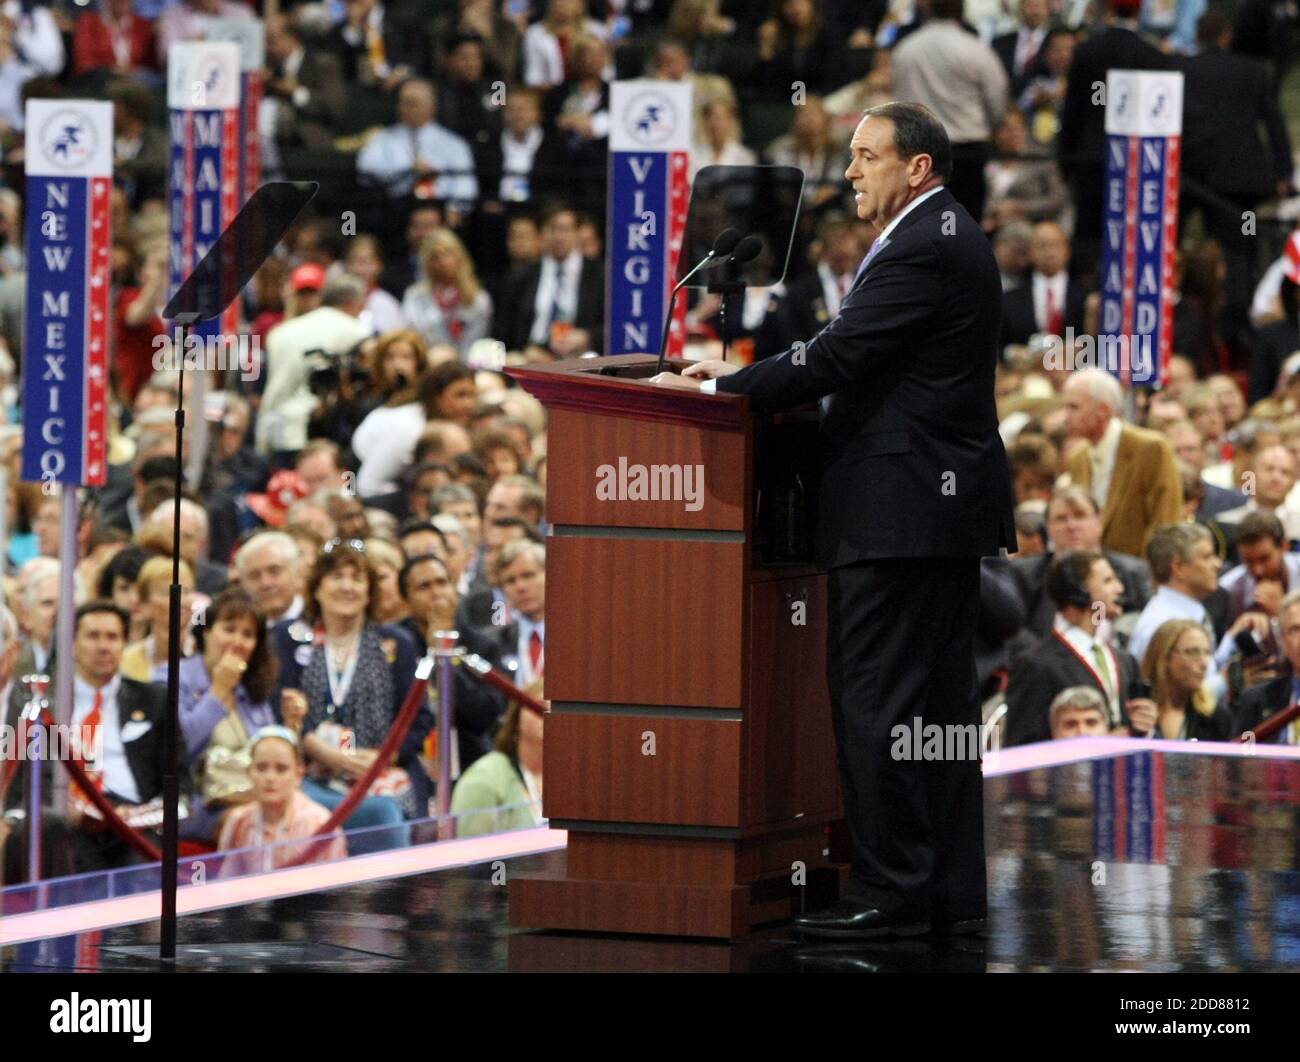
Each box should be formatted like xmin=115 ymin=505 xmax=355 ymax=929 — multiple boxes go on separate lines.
xmin=909 ymin=153 xmax=934 ymax=187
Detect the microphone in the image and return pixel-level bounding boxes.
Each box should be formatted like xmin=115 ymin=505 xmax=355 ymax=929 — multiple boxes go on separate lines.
xmin=729 ymin=235 xmax=762 ymax=265
xmin=655 ymin=228 xmax=741 ymax=375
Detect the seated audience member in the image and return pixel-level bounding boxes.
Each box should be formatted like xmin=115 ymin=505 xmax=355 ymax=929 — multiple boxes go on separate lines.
xmin=1235 ymin=589 xmax=1300 ymax=744
xmin=157 ymin=588 xmax=303 ymax=845
xmin=1139 ymin=619 xmax=1235 ymax=741
xmin=399 ymin=552 xmax=506 ymax=773
xmin=73 ymin=0 xmax=158 ymax=79
xmin=1000 ymin=221 xmax=1085 ymax=345
xmin=121 ymin=555 xmax=195 ymax=682
xmin=234 ymin=532 xmax=305 ymax=626
xmin=1006 ymin=433 xmax=1059 ymax=504
xmin=1010 ymin=486 xmax=1152 ymax=635
xmin=488 ymin=540 xmax=546 ymax=687
xmin=270 ymin=541 xmax=428 ymax=851
xmin=398 ymin=518 xmax=448 ymax=562
xmin=1005 ymin=551 xmax=1156 ymax=746
xmin=355 ymin=78 xmax=478 ymax=216
xmin=450 ymin=680 xmax=544 ymax=837
xmin=217 ymin=726 xmax=347 ymax=871
xmin=145 ymin=498 xmax=228 ymax=594
xmin=366 ymin=538 xmax=407 ymax=624
xmin=1213 ymin=443 xmax=1300 ymax=543
xmin=1164 ymin=418 xmax=1246 ymax=519
xmin=67 ymin=602 xmax=184 ymax=872
xmin=401 ymin=229 xmax=494 ymax=357
xmin=1126 ymin=523 xmax=1226 ymax=666
xmin=1219 ymin=512 xmax=1300 ymax=625
xmin=1014 ymin=505 xmax=1048 ymax=557
xmin=1048 ymin=686 xmax=1112 ymax=740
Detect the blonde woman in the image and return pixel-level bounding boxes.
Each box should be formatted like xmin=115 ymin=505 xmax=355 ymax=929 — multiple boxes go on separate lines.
xmin=688 ymin=99 xmax=756 ymax=182
xmin=401 ymin=229 xmax=493 ymax=357
xmin=121 ymin=555 xmax=196 ymax=682
xmin=1139 ymin=620 xmax=1235 ymax=741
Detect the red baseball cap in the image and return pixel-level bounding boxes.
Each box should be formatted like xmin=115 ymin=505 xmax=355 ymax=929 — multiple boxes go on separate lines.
xmin=246 ymin=470 xmax=309 ymax=528
xmin=291 ymin=263 xmax=326 ymax=292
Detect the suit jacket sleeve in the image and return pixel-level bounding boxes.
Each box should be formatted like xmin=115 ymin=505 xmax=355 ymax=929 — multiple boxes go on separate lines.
xmin=716 ymin=248 xmax=942 ymax=412
xmin=1005 ymin=651 xmax=1055 ymax=746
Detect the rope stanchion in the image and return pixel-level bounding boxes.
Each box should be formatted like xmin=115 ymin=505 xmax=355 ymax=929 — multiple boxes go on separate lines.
xmin=283 ymin=654 xmax=435 ymax=867
xmin=457 ymin=653 xmax=547 ymax=716
xmin=1240 ymin=700 xmax=1300 ymax=745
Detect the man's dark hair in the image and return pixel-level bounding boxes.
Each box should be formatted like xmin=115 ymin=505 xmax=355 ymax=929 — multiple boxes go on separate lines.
xmin=860 ymin=101 xmax=953 ymax=183
xmin=74 ymin=600 xmax=130 ymax=637
xmin=931 ymin=0 xmax=963 ymax=19
xmin=492 ymin=516 xmax=543 ymax=544
xmin=398 ymin=518 xmax=449 ymax=552
xmin=1045 ymin=549 xmax=1105 ymax=611
xmin=1237 ymin=511 xmax=1286 ymax=548
xmin=398 ymin=552 xmax=451 ymax=598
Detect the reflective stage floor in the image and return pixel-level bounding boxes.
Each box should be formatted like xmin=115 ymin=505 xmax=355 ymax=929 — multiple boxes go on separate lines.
xmin=5 ymin=747 xmax=1300 ymax=972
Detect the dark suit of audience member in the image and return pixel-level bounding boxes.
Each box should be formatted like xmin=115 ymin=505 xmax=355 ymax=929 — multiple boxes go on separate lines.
xmin=1234 ymin=673 xmax=1298 ymax=743
xmin=1005 ymin=628 xmax=1145 ymax=745
xmin=72 ymin=677 xmax=185 ymax=872
xmin=992 ymin=23 xmax=1051 ymax=98
xmin=327 ymin=9 xmax=429 ymax=82
xmin=977 ymin=555 xmax=1028 ymax=695
xmin=1000 ymin=273 xmax=1087 ymax=345
xmin=267 ymin=49 xmax=347 ymax=151
xmin=499 ymin=255 xmax=605 ymax=354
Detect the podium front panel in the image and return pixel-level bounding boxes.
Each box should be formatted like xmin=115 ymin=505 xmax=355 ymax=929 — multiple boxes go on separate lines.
xmin=545 ymin=536 xmax=745 ymax=707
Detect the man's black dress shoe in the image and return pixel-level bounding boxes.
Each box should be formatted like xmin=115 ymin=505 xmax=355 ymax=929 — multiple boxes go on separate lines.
xmin=793 ymin=899 xmax=931 ymax=939
xmin=930 ymin=917 xmax=987 ymax=937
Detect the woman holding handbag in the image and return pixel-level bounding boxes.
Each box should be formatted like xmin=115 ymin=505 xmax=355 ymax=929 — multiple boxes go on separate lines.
xmin=155 ymin=586 xmax=302 ymax=845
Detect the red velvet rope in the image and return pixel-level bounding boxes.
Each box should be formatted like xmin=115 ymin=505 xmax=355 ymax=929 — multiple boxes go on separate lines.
xmin=458 ymin=656 xmax=547 ymax=716
xmin=35 ymin=709 xmax=162 ymax=861
xmin=1240 ymin=700 xmax=1300 ymax=744
xmin=282 ymin=664 xmax=433 ymax=866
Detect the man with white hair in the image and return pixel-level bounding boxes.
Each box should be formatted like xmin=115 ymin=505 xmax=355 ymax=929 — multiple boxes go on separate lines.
xmin=6 ymin=562 xmax=58 ymax=736
xmin=234 ymin=532 xmax=304 ymax=625
xmin=1062 ymin=368 xmax=1183 ymax=558
xmin=146 ymin=499 xmax=228 ymax=594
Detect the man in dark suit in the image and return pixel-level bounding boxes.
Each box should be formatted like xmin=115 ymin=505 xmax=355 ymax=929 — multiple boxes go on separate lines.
xmin=1000 ymin=220 xmax=1087 ymax=346
xmin=652 ymin=102 xmax=1017 ymax=938
xmin=1006 ymin=551 xmax=1156 ymax=745
xmin=992 ymin=0 xmax=1052 ymax=98
xmin=66 ymin=602 xmax=184 ymax=872
xmin=500 ymin=203 xmax=605 ymax=356
xmin=1180 ymin=11 xmax=1295 ymax=336
xmin=327 ymin=0 xmax=428 ymax=88
xmin=1057 ymin=0 xmax=1168 ymax=277
xmin=264 ymin=14 xmax=347 ymax=152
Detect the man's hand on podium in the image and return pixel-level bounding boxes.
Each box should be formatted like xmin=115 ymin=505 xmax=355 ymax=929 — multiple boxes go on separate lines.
xmin=648 ymin=360 xmax=741 ymax=390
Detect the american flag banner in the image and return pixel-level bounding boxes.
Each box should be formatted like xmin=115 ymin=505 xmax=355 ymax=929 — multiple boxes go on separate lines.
xmin=21 ymin=99 xmax=113 ymax=488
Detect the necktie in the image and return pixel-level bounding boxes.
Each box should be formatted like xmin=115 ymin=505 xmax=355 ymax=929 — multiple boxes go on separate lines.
xmin=1019 ymin=29 xmax=1039 ymax=74
xmin=853 ymin=238 xmax=884 ymax=286
xmin=73 ymin=690 xmax=106 ymax=804
xmin=1091 ymin=643 xmax=1114 ymax=704
xmin=1046 ymin=284 xmax=1063 ymax=335
xmin=529 ymin=629 xmax=543 ymax=676
xmin=366 ymin=17 xmax=387 ymax=74
xmin=411 ymin=128 xmax=435 ymax=199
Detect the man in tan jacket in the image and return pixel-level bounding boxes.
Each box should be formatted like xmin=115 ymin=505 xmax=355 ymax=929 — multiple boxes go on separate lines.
xmin=1063 ymin=368 xmax=1184 ymax=558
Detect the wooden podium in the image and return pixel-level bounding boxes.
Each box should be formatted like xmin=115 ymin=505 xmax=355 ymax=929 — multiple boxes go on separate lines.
xmin=506 ymin=355 xmax=843 ymax=939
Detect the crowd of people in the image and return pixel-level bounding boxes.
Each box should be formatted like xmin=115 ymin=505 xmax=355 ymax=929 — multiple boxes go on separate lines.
xmin=3 ymin=0 xmax=1300 ymax=882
